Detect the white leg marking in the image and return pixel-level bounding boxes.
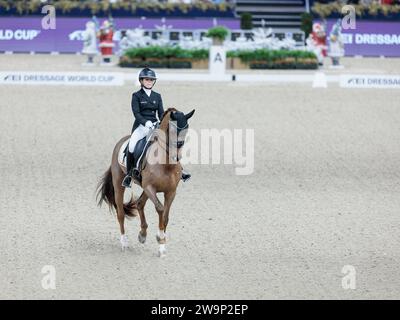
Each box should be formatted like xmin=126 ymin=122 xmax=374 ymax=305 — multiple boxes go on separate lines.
xmin=120 ymin=234 xmax=129 ymax=249
xmin=157 ymin=229 xmax=166 ymax=240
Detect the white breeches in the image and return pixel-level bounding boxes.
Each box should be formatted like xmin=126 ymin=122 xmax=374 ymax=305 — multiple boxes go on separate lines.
xmin=128 ymin=124 xmax=149 ymax=153
xmin=128 ymin=121 xmax=158 ymax=153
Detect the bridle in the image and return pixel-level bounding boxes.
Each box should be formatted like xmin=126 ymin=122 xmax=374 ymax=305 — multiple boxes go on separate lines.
xmin=155 ymin=120 xmax=188 ymax=161
xmin=169 ymin=121 xmax=188 ymax=149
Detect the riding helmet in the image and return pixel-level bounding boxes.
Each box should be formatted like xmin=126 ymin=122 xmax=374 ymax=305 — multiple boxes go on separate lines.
xmin=138 ymin=67 xmax=157 ymax=80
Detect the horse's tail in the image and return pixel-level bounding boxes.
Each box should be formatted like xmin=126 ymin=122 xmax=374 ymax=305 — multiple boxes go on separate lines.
xmin=96 ymin=166 xmax=137 ymax=218
xmin=96 ymin=166 xmax=116 ymax=212
xmin=123 ymin=195 xmax=138 ymax=219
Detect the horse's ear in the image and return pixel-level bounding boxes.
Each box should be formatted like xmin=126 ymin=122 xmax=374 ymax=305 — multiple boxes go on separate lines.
xmin=170 ymin=111 xmax=176 ymax=120
xmin=185 ymin=109 xmax=195 ymax=120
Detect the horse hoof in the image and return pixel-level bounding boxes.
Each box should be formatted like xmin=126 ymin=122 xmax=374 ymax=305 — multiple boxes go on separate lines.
xmin=138 ymin=232 xmax=146 ymax=244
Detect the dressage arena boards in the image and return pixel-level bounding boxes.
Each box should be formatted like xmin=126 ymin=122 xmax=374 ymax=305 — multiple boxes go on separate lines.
xmin=1 ymin=54 xmax=400 ymax=299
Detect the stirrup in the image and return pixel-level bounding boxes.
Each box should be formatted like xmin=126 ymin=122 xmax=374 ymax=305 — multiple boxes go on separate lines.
xmin=133 ymin=168 xmax=140 ymax=177
xmin=121 ymin=174 xmax=132 ymax=188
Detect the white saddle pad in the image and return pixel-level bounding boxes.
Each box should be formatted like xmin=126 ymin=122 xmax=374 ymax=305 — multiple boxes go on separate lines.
xmin=118 ymin=138 xmax=130 ymax=168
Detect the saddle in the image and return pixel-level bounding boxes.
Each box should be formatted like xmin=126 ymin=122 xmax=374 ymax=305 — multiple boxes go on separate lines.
xmin=122 ymin=126 xmax=157 ymax=184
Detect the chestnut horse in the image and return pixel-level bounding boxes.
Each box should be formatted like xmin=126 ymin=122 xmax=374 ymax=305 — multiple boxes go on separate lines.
xmin=96 ymin=108 xmax=195 ymax=257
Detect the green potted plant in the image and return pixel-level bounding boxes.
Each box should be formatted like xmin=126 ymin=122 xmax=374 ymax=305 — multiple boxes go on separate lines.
xmin=206 ymin=26 xmax=229 ymax=45
xmin=240 ymin=12 xmax=253 ymax=30
xmin=300 ymin=12 xmax=313 ymax=40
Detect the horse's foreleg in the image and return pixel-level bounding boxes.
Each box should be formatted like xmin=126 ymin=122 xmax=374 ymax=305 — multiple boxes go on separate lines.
xmin=143 ymin=185 xmax=168 ymax=257
xmin=144 ymin=185 xmax=164 ymax=214
xmin=163 ymin=191 xmax=176 ymax=232
xmin=137 ymin=191 xmax=149 ymax=244
xmin=156 ymin=191 xmax=176 ymax=257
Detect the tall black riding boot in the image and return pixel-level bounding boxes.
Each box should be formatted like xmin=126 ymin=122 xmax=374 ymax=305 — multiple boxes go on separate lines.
xmin=122 ymin=150 xmax=135 ymax=188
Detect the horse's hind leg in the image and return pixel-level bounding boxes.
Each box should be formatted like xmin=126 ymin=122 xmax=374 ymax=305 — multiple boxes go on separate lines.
xmin=137 ymin=191 xmax=149 ymax=244
xmin=114 ymin=182 xmax=128 ymax=250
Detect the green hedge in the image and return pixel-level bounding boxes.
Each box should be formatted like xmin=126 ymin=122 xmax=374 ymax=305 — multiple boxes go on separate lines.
xmin=123 ymin=46 xmax=209 ymax=60
xmin=120 ymin=46 xmax=208 ymax=68
xmin=227 ymin=49 xmax=318 ymax=69
xmin=120 ymin=46 xmax=318 ymax=69
xmin=227 ymin=49 xmax=317 ymax=61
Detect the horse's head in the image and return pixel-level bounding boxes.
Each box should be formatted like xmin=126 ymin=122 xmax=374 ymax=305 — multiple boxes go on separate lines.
xmin=159 ymin=108 xmax=195 ymax=161
xmin=169 ymin=109 xmax=195 ymax=148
